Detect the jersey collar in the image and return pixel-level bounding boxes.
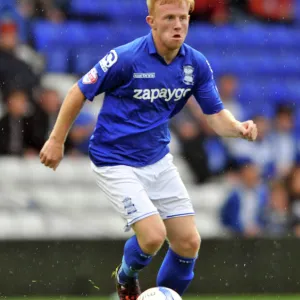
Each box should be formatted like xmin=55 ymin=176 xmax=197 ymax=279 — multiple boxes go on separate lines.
xmin=147 ymin=31 xmax=186 ymax=57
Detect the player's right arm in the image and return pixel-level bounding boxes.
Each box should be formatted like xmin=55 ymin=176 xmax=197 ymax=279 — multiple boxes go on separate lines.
xmin=40 ymin=83 xmax=85 ymax=170
xmin=40 ymin=47 xmax=132 ymax=170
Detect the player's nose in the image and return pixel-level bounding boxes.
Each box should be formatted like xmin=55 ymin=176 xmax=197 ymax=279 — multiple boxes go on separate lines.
xmin=174 ymin=17 xmax=182 ymax=30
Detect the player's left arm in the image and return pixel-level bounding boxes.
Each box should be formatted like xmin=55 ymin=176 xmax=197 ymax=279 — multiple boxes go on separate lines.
xmin=205 ymin=109 xmax=257 ymax=141
xmin=192 ymin=54 xmax=257 ymax=141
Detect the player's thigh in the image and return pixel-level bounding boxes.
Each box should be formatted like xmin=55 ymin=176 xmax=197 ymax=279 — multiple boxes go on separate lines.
xmin=91 ymin=162 xmax=159 ymax=231
xmin=164 ymin=215 xmax=201 ymax=257
xmin=150 ymin=154 xmax=195 ymax=219
xmin=150 ymin=153 xmax=190 ymax=202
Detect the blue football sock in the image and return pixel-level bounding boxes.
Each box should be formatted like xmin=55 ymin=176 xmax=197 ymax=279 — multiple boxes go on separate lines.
xmin=157 ymin=247 xmax=197 ymax=296
xmin=118 ymin=235 xmax=153 ymax=284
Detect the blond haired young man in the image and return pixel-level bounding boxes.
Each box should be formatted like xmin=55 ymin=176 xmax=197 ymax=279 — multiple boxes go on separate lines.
xmin=40 ymin=0 xmax=257 ymax=298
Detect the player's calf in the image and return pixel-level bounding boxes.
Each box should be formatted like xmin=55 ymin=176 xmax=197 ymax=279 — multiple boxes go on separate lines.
xmin=118 ymin=216 xmax=166 ymax=284
xmin=157 ymin=216 xmax=201 ymax=295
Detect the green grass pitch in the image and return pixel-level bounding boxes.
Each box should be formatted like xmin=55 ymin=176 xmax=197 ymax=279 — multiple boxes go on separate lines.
xmin=7 ymin=296 xmax=300 ymax=300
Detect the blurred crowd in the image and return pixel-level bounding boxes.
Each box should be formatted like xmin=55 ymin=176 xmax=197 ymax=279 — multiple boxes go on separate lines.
xmin=171 ymin=72 xmax=300 ymax=239
xmin=0 ymin=0 xmax=98 ymax=158
xmin=0 ymin=0 xmax=300 ymax=239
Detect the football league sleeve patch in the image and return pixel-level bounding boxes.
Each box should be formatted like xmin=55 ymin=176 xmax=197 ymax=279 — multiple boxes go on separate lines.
xmin=78 ymin=49 xmax=123 ymax=101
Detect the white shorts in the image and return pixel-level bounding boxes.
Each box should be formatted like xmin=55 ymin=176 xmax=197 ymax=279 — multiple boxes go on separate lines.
xmin=91 ymin=153 xmax=195 ymax=231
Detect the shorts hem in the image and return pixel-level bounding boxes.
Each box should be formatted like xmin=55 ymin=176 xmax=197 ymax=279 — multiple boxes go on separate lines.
xmin=124 ymin=211 xmax=159 ymax=232
xmin=162 ymin=212 xmax=195 ymax=220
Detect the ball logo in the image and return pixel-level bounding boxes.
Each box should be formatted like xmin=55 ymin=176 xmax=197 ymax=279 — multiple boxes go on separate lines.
xmin=99 ymin=50 xmax=118 ymax=72
xmin=82 ymin=67 xmax=98 ymax=84
xmin=183 ymin=65 xmax=194 ymax=85
xmin=137 ymin=287 xmax=180 ymax=300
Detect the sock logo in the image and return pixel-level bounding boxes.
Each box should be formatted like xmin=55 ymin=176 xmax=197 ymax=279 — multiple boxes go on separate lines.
xmin=179 ymin=259 xmax=194 ymax=264
xmin=140 ymin=253 xmax=152 ymax=259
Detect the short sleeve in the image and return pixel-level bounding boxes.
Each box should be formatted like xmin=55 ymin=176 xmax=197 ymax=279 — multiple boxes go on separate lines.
xmin=192 ymin=54 xmax=224 ymax=115
xmin=77 ymin=49 xmax=131 ymax=101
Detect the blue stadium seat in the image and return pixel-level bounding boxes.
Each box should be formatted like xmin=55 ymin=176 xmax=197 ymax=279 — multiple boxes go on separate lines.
xmin=267 ymin=26 xmax=297 ymax=48
xmin=285 ymin=80 xmax=300 ymax=100
xmin=209 ymin=53 xmax=299 ymax=77
xmin=229 ymin=25 xmax=300 ymax=49
xmin=235 ymin=25 xmax=266 ymax=48
xmin=186 ymin=24 xmax=218 ymax=48
xmin=33 ymin=21 xmax=113 ymax=50
xmin=279 ymin=56 xmax=300 ymax=76
xmin=69 ymin=0 xmax=112 ymax=16
xmin=33 ymin=21 xmax=75 ymax=50
xmin=72 ymin=45 xmax=115 ymax=74
xmin=213 ymin=26 xmax=240 ymax=47
xmin=81 ymin=23 xmax=111 ymax=44
xmin=186 ymin=24 xmax=241 ymax=49
xmin=69 ymin=0 xmax=147 ymax=19
xmin=112 ymin=24 xmax=150 ymax=44
xmin=42 ymin=47 xmax=70 ymax=73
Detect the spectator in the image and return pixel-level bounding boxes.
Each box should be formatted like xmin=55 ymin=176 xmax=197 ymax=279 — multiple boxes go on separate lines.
xmin=263 ymin=180 xmax=291 ymax=237
xmin=170 ymin=103 xmax=211 ymax=184
xmin=0 ymin=90 xmax=32 ymax=156
xmin=0 ymin=18 xmax=40 ymax=102
xmin=0 ymin=16 xmax=44 ymax=75
xmin=16 ymin=0 xmax=69 ymax=23
xmin=271 ymin=103 xmax=297 ymax=178
xmin=221 ymin=157 xmax=268 ymax=237
xmin=69 ymin=110 xmax=96 ymax=156
xmin=192 ymin=0 xmax=229 ymax=25
xmin=26 ymin=88 xmax=73 ymax=154
xmin=30 ymin=0 xmax=69 ymax=23
xmin=247 ymin=0 xmax=295 ymax=24
xmin=286 ymin=166 xmax=300 ymax=237
xmin=218 ymin=74 xmax=245 ymax=122
xmin=227 ymin=114 xmax=275 ymax=180
xmin=174 ymin=97 xmax=231 ymax=181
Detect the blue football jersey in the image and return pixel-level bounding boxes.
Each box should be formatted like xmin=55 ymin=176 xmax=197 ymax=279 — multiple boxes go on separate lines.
xmin=78 ymin=32 xmax=224 ymax=167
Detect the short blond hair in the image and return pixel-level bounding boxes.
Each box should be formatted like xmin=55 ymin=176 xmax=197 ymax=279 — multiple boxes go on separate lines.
xmin=147 ymin=0 xmax=195 ymax=15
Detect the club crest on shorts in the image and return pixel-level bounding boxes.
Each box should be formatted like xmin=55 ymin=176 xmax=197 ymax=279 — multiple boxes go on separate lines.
xmin=183 ymin=65 xmax=194 ymax=85
xmin=122 ymin=197 xmax=137 ymax=215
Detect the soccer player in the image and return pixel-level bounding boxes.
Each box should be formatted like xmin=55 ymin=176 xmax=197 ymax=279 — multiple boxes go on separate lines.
xmin=40 ymin=0 xmax=258 ymax=299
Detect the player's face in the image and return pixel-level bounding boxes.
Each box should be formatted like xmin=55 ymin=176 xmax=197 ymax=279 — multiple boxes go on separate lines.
xmin=149 ymin=1 xmax=190 ymax=51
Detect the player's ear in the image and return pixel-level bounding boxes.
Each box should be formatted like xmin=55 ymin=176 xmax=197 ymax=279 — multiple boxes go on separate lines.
xmin=146 ymin=15 xmax=155 ymax=29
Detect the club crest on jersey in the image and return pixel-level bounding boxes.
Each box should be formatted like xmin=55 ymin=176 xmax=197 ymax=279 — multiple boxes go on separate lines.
xmin=82 ymin=67 xmax=98 ymax=84
xmin=183 ymin=65 xmax=194 ymax=85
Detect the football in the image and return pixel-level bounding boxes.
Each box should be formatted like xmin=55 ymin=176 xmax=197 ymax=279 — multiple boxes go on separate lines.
xmin=137 ymin=287 xmax=182 ymax=300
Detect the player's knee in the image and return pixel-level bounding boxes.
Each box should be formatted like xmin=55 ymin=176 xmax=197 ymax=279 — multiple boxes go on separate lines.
xmin=174 ymin=232 xmax=201 ymax=257
xmin=139 ymin=227 xmax=166 ymax=254
xmin=190 ymin=233 xmax=201 ymax=253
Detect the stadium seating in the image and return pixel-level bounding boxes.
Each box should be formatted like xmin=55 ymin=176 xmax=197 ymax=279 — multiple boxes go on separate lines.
xmin=8 ymin=9 xmax=298 ymax=240
xmin=0 ymin=157 xmax=226 ymax=239
xmin=31 ymin=19 xmax=300 ymax=109
xmin=69 ymin=0 xmax=147 ymax=20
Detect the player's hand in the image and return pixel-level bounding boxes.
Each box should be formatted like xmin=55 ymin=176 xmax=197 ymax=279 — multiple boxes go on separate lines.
xmin=39 ymin=138 xmax=64 ymax=171
xmin=237 ymin=120 xmax=257 ymax=142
